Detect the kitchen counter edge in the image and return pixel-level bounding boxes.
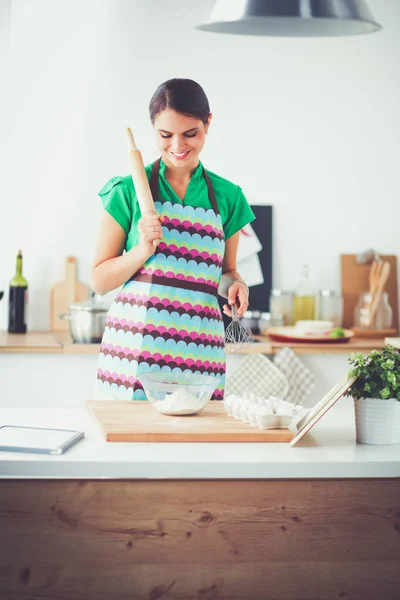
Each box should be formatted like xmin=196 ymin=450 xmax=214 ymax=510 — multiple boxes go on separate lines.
xmin=0 ymin=331 xmax=391 ymax=355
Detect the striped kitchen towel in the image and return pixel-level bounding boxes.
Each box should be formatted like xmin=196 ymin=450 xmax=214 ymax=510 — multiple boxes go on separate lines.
xmin=225 ymin=353 xmax=289 ymax=399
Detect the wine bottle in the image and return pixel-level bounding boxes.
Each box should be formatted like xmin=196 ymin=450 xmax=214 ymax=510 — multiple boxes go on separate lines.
xmin=8 ymin=250 xmax=28 ymax=333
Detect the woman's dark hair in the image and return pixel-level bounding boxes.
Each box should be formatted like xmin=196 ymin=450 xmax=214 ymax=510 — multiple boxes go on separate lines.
xmin=149 ymin=78 xmax=210 ymax=125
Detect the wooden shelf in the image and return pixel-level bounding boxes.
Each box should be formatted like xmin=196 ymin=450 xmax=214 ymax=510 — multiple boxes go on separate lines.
xmin=52 ymin=331 xmax=100 ymax=354
xmin=0 ymin=331 xmax=63 ymax=353
xmin=0 ymin=331 xmax=390 ymax=355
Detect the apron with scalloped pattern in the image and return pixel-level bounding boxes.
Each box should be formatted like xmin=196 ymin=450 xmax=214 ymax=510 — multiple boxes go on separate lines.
xmin=96 ymin=158 xmax=226 ymax=400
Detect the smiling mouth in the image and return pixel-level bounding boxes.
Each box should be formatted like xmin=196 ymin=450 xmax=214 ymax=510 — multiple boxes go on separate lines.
xmin=170 ymin=150 xmax=190 ymax=159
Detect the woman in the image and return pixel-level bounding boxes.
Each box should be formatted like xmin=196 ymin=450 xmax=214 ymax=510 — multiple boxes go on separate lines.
xmin=92 ymin=78 xmax=255 ymax=401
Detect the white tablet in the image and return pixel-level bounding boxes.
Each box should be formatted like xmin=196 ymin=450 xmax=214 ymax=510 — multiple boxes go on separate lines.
xmin=0 ymin=425 xmax=85 ymax=455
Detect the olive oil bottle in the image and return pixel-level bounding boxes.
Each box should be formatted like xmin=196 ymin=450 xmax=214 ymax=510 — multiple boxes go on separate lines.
xmin=293 ymin=264 xmax=315 ymax=323
xmin=8 ymin=250 xmax=28 ymax=333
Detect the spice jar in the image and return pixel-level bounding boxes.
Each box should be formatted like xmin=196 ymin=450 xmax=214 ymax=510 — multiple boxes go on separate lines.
xmin=269 ymin=289 xmax=293 ymax=326
xmin=316 ymin=290 xmax=343 ymax=327
xmin=258 ymin=312 xmax=284 ymax=335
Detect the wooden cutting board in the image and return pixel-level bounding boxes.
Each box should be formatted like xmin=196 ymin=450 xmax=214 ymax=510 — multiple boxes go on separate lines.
xmin=50 ymin=256 xmax=89 ymax=331
xmin=86 ymin=400 xmax=294 ymax=442
xmin=340 ymin=254 xmax=398 ymax=332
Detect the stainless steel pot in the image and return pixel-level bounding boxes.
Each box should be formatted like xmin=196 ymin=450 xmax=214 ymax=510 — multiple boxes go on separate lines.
xmin=60 ymin=298 xmax=108 ymax=343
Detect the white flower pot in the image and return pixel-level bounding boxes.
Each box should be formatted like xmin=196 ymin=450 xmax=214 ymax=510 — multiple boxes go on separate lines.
xmin=354 ymin=397 xmax=400 ymax=445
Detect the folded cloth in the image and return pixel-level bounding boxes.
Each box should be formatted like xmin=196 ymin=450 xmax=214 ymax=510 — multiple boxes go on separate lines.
xmin=225 ymin=353 xmax=289 ymax=399
xmin=273 ymin=346 xmax=316 ymax=405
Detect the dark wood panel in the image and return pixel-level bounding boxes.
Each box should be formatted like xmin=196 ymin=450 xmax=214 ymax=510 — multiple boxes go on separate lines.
xmin=0 ymin=479 xmax=399 ymax=600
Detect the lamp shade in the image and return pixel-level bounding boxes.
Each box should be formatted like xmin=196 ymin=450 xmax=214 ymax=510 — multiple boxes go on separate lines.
xmin=195 ymin=0 xmax=382 ymax=37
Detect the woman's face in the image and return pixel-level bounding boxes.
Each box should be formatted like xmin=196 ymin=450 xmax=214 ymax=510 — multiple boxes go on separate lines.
xmin=154 ymin=108 xmax=211 ymax=171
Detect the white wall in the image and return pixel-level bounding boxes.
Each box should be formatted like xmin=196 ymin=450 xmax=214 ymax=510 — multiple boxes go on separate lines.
xmin=0 ymin=352 xmax=349 ymax=409
xmin=1 ymin=0 xmax=399 ymax=331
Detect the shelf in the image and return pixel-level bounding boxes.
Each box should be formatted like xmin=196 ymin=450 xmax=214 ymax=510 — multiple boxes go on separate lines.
xmin=0 ymin=331 xmax=390 ymax=356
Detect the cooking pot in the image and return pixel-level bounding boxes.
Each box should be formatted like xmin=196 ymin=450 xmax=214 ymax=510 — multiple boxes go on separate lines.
xmin=60 ymin=296 xmax=109 ymax=343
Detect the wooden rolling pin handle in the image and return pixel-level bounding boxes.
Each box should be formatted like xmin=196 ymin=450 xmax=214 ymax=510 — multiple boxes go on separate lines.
xmin=125 ymin=127 xmax=137 ymax=150
xmin=126 ymin=128 xmax=159 ymax=247
xmin=141 ymin=207 xmax=160 ymax=248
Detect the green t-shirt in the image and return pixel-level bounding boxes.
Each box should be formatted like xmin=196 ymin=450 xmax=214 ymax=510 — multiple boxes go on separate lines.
xmin=99 ymin=159 xmax=255 ymax=251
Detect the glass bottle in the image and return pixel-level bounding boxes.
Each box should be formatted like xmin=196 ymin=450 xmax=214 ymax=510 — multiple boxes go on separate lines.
xmin=8 ymin=250 xmax=28 ymax=333
xmin=354 ymin=291 xmax=393 ymax=329
xmin=293 ymin=265 xmax=315 ymax=323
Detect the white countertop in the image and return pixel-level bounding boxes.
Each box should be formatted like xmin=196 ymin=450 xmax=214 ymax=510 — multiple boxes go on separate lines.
xmin=1 ymin=398 xmax=399 ymax=479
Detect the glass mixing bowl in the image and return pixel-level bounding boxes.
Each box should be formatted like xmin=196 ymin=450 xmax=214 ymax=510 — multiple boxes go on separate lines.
xmin=136 ymin=372 xmax=220 ymax=416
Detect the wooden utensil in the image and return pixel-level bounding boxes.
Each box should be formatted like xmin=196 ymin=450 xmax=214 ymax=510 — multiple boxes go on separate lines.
xmin=360 ymin=260 xmax=383 ymax=326
xmin=369 ymin=260 xmax=383 ymax=297
xmin=340 ymin=254 xmax=398 ymax=332
xmin=50 ymin=256 xmax=89 ymax=331
xmin=125 ymin=127 xmax=159 ymax=247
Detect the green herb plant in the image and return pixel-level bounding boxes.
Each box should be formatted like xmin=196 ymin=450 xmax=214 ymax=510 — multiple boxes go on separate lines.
xmin=345 ymin=345 xmax=400 ymax=401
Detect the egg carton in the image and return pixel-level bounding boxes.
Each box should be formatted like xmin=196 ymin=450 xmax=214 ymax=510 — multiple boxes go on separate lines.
xmin=223 ymin=392 xmax=303 ymax=430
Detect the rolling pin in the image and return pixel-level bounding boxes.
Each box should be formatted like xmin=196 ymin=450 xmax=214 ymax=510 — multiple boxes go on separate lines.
xmin=125 ymin=128 xmax=238 ymax=296
xmin=125 ymin=127 xmax=159 ymax=247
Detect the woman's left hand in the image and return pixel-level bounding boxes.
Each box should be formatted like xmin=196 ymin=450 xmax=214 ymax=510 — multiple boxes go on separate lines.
xmin=223 ymin=280 xmax=249 ymax=319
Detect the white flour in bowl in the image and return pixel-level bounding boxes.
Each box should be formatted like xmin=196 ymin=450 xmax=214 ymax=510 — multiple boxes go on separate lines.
xmin=154 ymin=388 xmax=205 ymax=415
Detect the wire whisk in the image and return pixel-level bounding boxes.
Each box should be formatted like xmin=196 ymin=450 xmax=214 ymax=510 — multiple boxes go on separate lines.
xmin=225 ymin=304 xmax=255 ymax=353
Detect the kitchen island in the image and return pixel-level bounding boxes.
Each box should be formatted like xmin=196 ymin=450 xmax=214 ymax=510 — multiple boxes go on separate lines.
xmin=1 ymin=399 xmax=399 ymax=600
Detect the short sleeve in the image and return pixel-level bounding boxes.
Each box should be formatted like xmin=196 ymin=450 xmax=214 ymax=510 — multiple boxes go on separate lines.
xmin=223 ymin=186 xmax=255 ymax=240
xmin=98 ymin=177 xmax=131 ymax=233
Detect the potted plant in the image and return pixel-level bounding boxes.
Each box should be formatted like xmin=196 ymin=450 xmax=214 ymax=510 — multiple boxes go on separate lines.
xmin=345 ymin=345 xmax=400 ymax=445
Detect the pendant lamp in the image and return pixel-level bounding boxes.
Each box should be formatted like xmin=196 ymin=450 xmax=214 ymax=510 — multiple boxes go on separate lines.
xmin=195 ymin=0 xmax=382 ymax=37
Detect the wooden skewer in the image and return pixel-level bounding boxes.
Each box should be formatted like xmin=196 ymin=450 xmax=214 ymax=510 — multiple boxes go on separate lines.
xmin=125 ymin=127 xmax=159 ymax=247
xmin=367 ymin=261 xmax=391 ymax=326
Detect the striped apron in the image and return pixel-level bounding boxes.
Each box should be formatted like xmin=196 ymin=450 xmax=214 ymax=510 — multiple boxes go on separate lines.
xmin=96 ymin=158 xmax=226 ymax=401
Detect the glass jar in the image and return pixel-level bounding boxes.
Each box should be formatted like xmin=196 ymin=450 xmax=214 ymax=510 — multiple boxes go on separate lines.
xmin=269 ymin=289 xmax=293 ymax=326
xmin=354 ymin=291 xmax=393 ymax=329
xmin=258 ymin=311 xmax=284 ymax=335
xmin=316 ymin=290 xmax=343 ymax=327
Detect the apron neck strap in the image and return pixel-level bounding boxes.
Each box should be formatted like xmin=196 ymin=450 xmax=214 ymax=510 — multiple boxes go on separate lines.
xmin=149 ymin=157 xmax=162 ymax=201
xmin=149 ymin=158 xmax=220 ymax=216
xmin=202 ymin=169 xmax=219 ymax=215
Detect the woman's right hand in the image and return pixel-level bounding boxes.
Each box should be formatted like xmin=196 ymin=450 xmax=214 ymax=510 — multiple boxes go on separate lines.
xmin=137 ymin=212 xmax=164 ymax=255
